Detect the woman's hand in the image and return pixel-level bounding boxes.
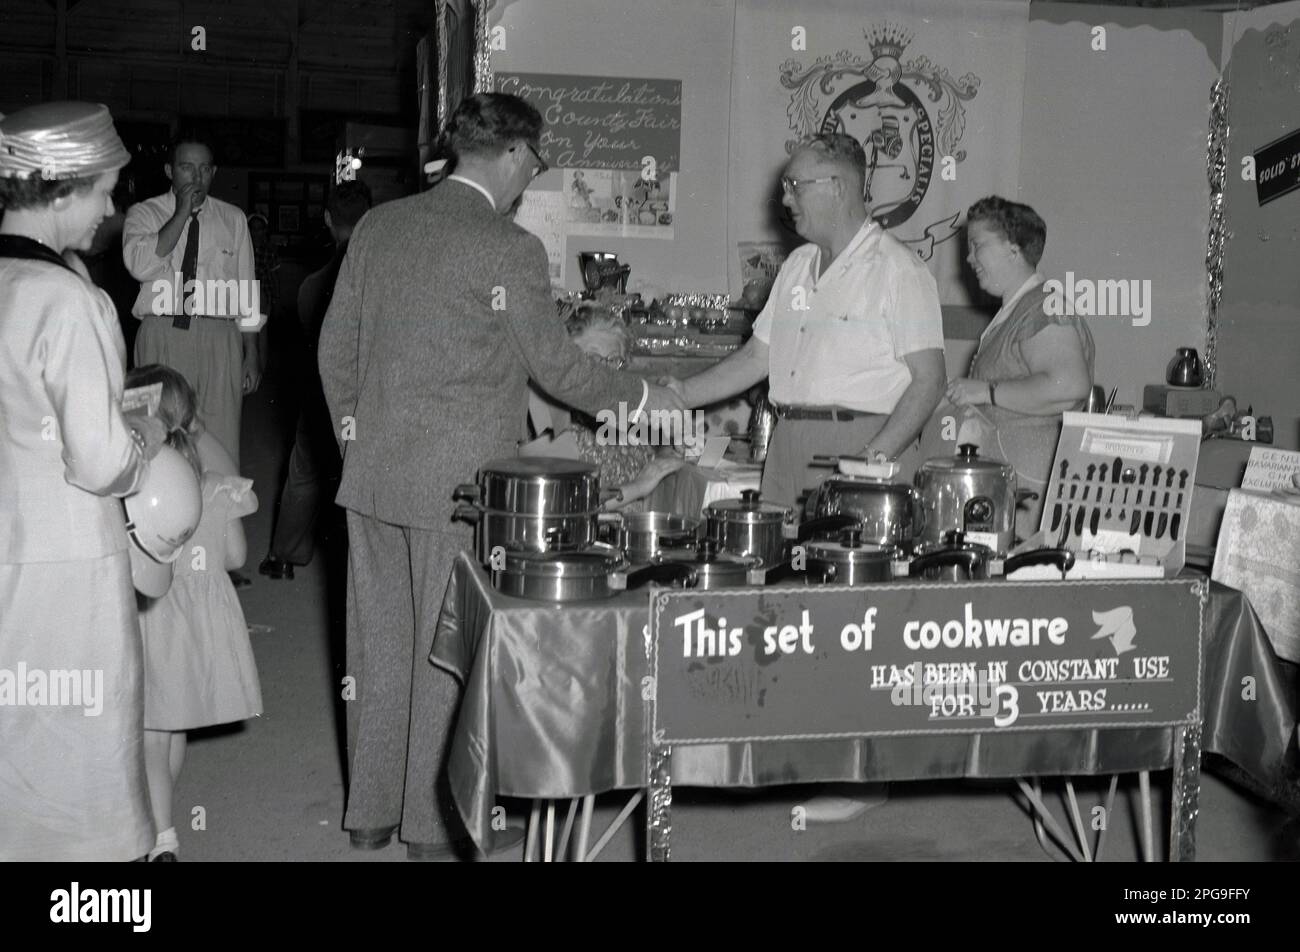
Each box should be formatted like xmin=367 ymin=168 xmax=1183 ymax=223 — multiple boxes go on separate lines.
xmin=607 ymin=456 xmax=688 ymax=509
xmin=945 ymin=377 xmax=993 ymax=406
xmin=126 ymin=414 xmax=169 ymax=460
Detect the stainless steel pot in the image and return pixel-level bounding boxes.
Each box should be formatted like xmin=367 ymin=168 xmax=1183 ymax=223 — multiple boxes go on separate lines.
xmin=653 ymin=539 xmax=765 ymax=589
xmin=454 ymin=457 xmax=605 ymax=515
xmin=492 ymin=544 xmax=694 ymax=602
xmin=453 ymin=507 xmax=599 ymax=565
xmin=704 ymin=490 xmax=793 ymax=567
xmin=908 ymin=530 xmax=995 ymax=581
xmin=599 ymin=511 xmax=702 ymax=564
xmin=914 ymin=444 xmax=1017 ymax=556
xmin=804 ymin=529 xmax=902 ymax=585
xmin=804 ymin=474 xmax=923 ymax=551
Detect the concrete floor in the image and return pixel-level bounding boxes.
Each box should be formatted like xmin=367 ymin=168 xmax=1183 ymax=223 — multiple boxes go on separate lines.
xmin=170 ymin=372 xmax=1300 ymax=862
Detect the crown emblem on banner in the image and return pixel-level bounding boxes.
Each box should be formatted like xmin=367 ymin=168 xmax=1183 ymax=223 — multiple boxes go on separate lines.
xmin=865 ymin=23 xmax=912 ymax=60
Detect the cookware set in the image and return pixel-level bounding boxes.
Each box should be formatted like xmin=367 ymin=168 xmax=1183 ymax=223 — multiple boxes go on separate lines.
xmin=459 ymin=441 xmax=1073 ymax=602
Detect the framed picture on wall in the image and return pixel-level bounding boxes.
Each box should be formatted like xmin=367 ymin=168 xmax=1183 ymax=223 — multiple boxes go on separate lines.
xmin=247 ymin=172 xmax=330 ymax=261
xmin=278 ymin=205 xmax=301 ymax=233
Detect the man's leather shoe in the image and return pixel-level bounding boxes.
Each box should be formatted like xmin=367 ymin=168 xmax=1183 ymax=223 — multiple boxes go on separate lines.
xmin=229 ymin=570 xmax=252 ymax=588
xmin=349 ymin=826 xmax=398 ymax=850
xmin=258 ymin=557 xmax=294 ymax=581
xmin=150 ymin=851 xmax=178 ymax=862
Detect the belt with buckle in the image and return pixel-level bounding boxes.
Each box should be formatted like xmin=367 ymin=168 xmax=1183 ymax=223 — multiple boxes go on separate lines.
xmin=774 ymin=404 xmax=858 ymax=422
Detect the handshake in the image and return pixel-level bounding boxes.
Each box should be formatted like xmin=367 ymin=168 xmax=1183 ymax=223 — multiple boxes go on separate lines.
xmin=644 ymin=375 xmax=689 ymax=416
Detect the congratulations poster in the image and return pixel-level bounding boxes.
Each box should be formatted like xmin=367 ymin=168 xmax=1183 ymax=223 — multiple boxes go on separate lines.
xmin=728 ymin=0 xmax=1030 ymax=304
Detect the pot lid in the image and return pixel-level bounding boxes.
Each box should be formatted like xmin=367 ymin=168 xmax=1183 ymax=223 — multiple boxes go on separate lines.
xmin=815 ymin=473 xmax=914 ymax=493
xmin=655 ymin=539 xmax=761 ymax=569
xmin=919 ymin=443 xmax=1013 ymax=476
xmin=500 ymin=544 xmax=625 ymax=580
xmin=915 ymin=529 xmax=995 ymax=557
xmin=480 ymin=457 xmax=599 ymax=479
xmin=805 ymin=529 xmax=899 ymax=562
xmin=706 ymin=488 xmax=790 ymax=523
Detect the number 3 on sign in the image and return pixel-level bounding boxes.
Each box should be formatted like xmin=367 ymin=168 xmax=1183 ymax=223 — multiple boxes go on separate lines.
xmin=993 ymin=684 xmax=1020 ymax=727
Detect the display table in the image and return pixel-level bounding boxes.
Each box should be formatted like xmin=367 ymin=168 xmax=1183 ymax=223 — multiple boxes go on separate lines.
xmin=431 ymin=553 xmax=1299 ymax=854
xmin=1212 ymin=488 xmax=1300 ymax=663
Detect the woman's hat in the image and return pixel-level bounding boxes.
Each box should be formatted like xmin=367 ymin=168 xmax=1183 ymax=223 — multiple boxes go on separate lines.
xmin=0 ymin=102 xmax=130 ymax=180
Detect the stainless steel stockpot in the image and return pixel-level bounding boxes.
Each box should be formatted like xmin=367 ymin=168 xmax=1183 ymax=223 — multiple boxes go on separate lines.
xmin=803 ymin=529 xmax=902 ymax=585
xmin=454 ymin=507 xmax=598 ymax=565
xmin=599 ymin=511 xmax=702 ymax=564
xmin=491 ymin=545 xmax=694 ymax=602
xmin=653 ymin=539 xmax=765 ymax=589
xmin=704 ymin=490 xmax=793 ymax=568
xmin=914 ymin=444 xmax=1017 ymax=556
xmin=454 ymin=457 xmax=604 ymax=516
xmin=804 ymin=474 xmax=923 ymax=551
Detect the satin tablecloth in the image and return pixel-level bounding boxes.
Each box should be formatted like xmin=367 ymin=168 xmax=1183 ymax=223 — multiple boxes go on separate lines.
xmin=432 ymin=553 xmax=1299 ymax=850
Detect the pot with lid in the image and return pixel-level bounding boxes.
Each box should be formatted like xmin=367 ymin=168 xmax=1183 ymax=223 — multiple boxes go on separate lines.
xmin=704 ymin=489 xmax=793 ymax=567
xmin=492 ymin=543 xmax=695 ymax=602
xmin=804 ymin=529 xmax=903 ymax=585
xmin=908 ymin=530 xmax=997 ymax=582
xmin=454 ymin=457 xmax=614 ymax=565
xmin=598 ymin=510 xmax=702 ymax=564
xmin=914 ymin=444 xmax=1017 ymax=556
xmin=653 ymin=539 xmax=766 ymax=589
xmin=804 ymin=473 xmax=923 ymax=551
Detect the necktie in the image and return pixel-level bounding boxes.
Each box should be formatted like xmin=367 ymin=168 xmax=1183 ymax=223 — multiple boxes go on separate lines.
xmin=175 ymin=210 xmax=200 ymax=330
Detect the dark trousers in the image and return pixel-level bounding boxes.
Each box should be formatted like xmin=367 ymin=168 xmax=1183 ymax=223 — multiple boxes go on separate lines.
xmin=268 ymin=403 xmax=339 ymax=565
xmin=342 ymin=510 xmax=467 ymax=845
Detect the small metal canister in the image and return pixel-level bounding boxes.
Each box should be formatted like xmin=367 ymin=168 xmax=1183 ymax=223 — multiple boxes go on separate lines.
xmin=748 ymin=388 xmax=777 ymax=463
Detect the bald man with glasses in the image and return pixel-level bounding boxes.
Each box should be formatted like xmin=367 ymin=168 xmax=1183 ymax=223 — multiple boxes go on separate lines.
xmin=671 ymin=132 xmax=946 ymax=824
xmin=675 ymin=132 xmax=945 ymax=510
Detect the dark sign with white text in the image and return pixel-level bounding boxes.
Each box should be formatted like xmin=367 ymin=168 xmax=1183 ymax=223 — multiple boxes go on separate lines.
xmin=1254 ymin=127 xmax=1300 ymax=205
xmin=496 ymin=72 xmax=681 ymax=171
xmin=649 ymin=579 xmax=1203 ymax=744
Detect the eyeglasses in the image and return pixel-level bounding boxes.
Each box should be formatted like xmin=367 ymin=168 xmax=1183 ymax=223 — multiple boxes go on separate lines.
xmin=780 ymin=175 xmax=837 ymax=195
xmin=525 ymin=142 xmax=549 ymax=178
xmin=598 ymin=353 xmax=628 ymax=370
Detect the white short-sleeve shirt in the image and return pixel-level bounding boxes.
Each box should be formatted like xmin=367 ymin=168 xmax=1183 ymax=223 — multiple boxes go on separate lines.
xmin=752 ymin=220 xmax=944 ymax=413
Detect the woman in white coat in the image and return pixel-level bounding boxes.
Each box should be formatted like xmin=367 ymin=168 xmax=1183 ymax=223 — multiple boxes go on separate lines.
xmin=0 ymin=102 xmax=166 ymax=860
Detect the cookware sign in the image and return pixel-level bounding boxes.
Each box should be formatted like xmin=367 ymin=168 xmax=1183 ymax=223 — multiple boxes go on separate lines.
xmin=649 ymin=579 xmax=1203 ymax=743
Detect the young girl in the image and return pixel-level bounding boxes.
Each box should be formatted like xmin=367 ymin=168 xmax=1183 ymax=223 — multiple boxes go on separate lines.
xmin=126 ymin=363 xmax=264 ymax=862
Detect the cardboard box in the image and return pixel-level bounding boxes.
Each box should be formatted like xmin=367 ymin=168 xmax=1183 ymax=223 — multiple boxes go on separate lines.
xmin=1142 ymin=385 xmax=1221 ymax=418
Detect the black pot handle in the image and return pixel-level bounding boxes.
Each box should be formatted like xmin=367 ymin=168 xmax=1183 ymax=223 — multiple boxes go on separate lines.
xmin=624 ymin=562 xmax=697 ymax=590
xmin=909 ymin=549 xmax=983 ymax=579
xmin=795 ymin=513 xmax=859 ymax=542
xmin=452 ymin=503 xmax=481 ymax=525
xmin=1004 ymin=548 xmax=1076 ymax=576
xmin=762 ymin=559 xmax=799 ymax=584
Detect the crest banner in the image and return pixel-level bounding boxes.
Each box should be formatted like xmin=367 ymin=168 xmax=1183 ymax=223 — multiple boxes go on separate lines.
xmin=728 ymin=0 xmax=1030 ymax=304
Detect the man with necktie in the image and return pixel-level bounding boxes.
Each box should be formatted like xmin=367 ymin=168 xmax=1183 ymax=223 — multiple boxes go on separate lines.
xmin=123 ymin=134 xmax=262 ymax=470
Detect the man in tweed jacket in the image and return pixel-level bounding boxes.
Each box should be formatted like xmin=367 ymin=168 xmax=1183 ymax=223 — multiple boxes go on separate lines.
xmin=318 ymin=93 xmax=684 ymax=858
